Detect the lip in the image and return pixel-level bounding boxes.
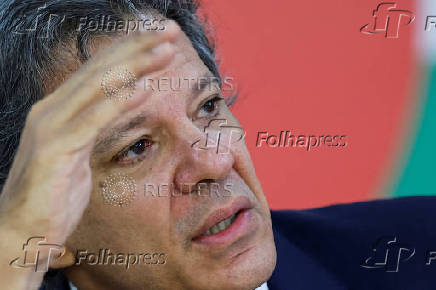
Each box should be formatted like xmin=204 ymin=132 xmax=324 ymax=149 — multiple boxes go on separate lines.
xmin=192 ymin=196 xmax=255 ymax=246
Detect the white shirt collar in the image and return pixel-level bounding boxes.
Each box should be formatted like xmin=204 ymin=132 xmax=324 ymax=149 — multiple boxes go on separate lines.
xmin=256 ymin=282 xmax=269 ymax=290
xmin=69 ymin=281 xmax=78 ymax=290
xmin=70 ymin=281 xmax=268 ymax=290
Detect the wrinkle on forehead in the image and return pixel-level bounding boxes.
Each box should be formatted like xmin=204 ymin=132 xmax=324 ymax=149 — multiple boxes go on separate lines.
xmin=143 ymin=32 xmax=210 ymax=83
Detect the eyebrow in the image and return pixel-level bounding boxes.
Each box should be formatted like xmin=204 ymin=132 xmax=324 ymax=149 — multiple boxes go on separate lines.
xmin=93 ymin=112 xmax=148 ymax=155
xmin=92 ymin=73 xmax=221 ymax=156
xmin=191 ymin=72 xmax=221 ymax=95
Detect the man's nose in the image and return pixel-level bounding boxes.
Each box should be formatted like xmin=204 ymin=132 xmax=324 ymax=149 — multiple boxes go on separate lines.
xmin=172 ymin=120 xmax=234 ymax=194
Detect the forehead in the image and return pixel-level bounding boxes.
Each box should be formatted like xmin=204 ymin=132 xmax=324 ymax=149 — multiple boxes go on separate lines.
xmin=148 ymin=30 xmax=211 ymax=81
xmin=45 ymin=23 xmax=212 ymax=96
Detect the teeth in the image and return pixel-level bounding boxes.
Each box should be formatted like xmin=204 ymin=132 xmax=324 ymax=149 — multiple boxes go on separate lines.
xmin=203 ymin=213 xmax=237 ymax=236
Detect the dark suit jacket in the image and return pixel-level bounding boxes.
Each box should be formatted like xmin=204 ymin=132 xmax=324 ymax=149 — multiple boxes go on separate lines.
xmin=40 ymin=197 xmax=436 ymax=290
xmin=268 ymin=196 xmax=436 ymax=290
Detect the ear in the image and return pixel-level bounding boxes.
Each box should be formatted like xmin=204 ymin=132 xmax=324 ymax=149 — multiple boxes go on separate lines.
xmin=50 ymin=247 xmax=76 ymax=269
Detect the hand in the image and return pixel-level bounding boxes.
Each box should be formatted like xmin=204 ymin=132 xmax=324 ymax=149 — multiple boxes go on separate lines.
xmin=0 ymin=21 xmax=180 ymax=288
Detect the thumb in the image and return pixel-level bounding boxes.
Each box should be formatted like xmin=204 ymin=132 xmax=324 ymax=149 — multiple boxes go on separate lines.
xmin=50 ymin=247 xmax=76 ymax=269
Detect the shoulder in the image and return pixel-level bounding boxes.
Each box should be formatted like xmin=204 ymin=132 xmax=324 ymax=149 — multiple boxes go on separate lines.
xmin=268 ymin=196 xmax=436 ymax=290
xmin=39 ymin=270 xmax=70 ymax=290
xmin=272 ymin=195 xmax=436 ymax=226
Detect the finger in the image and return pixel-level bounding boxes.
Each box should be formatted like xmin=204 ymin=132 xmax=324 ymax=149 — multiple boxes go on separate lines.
xmin=43 ymin=21 xmax=180 ymax=110
xmin=89 ymin=21 xmax=180 ymax=75
xmin=47 ymin=43 xmax=174 ymax=152
xmin=55 ymin=40 xmax=175 ymax=129
xmin=50 ymin=247 xmax=76 ymax=269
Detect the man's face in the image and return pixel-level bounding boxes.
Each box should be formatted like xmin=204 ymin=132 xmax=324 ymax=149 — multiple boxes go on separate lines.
xmin=65 ymin=26 xmax=276 ymax=290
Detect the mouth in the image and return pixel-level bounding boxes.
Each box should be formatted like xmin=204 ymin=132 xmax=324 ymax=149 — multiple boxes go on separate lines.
xmin=192 ymin=196 xmax=256 ymax=247
xmin=202 ymin=212 xmax=238 ymax=236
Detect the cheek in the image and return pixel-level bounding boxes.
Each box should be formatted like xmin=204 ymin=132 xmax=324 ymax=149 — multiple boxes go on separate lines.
xmin=67 ymin=175 xmax=173 ymax=251
xmin=224 ymin=105 xmax=269 ymax=211
xmin=231 ymin=138 xmax=270 ymax=212
xmin=135 ymin=175 xmax=201 ymax=241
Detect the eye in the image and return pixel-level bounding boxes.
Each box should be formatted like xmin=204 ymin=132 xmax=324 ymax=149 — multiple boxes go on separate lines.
xmin=199 ymin=96 xmax=223 ymax=116
xmin=114 ymin=137 xmax=153 ymax=164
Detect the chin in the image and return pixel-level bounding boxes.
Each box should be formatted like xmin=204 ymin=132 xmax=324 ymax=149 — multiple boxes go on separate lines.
xmin=192 ymin=236 xmax=277 ymax=290
xmin=230 ymin=239 xmax=276 ymax=289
